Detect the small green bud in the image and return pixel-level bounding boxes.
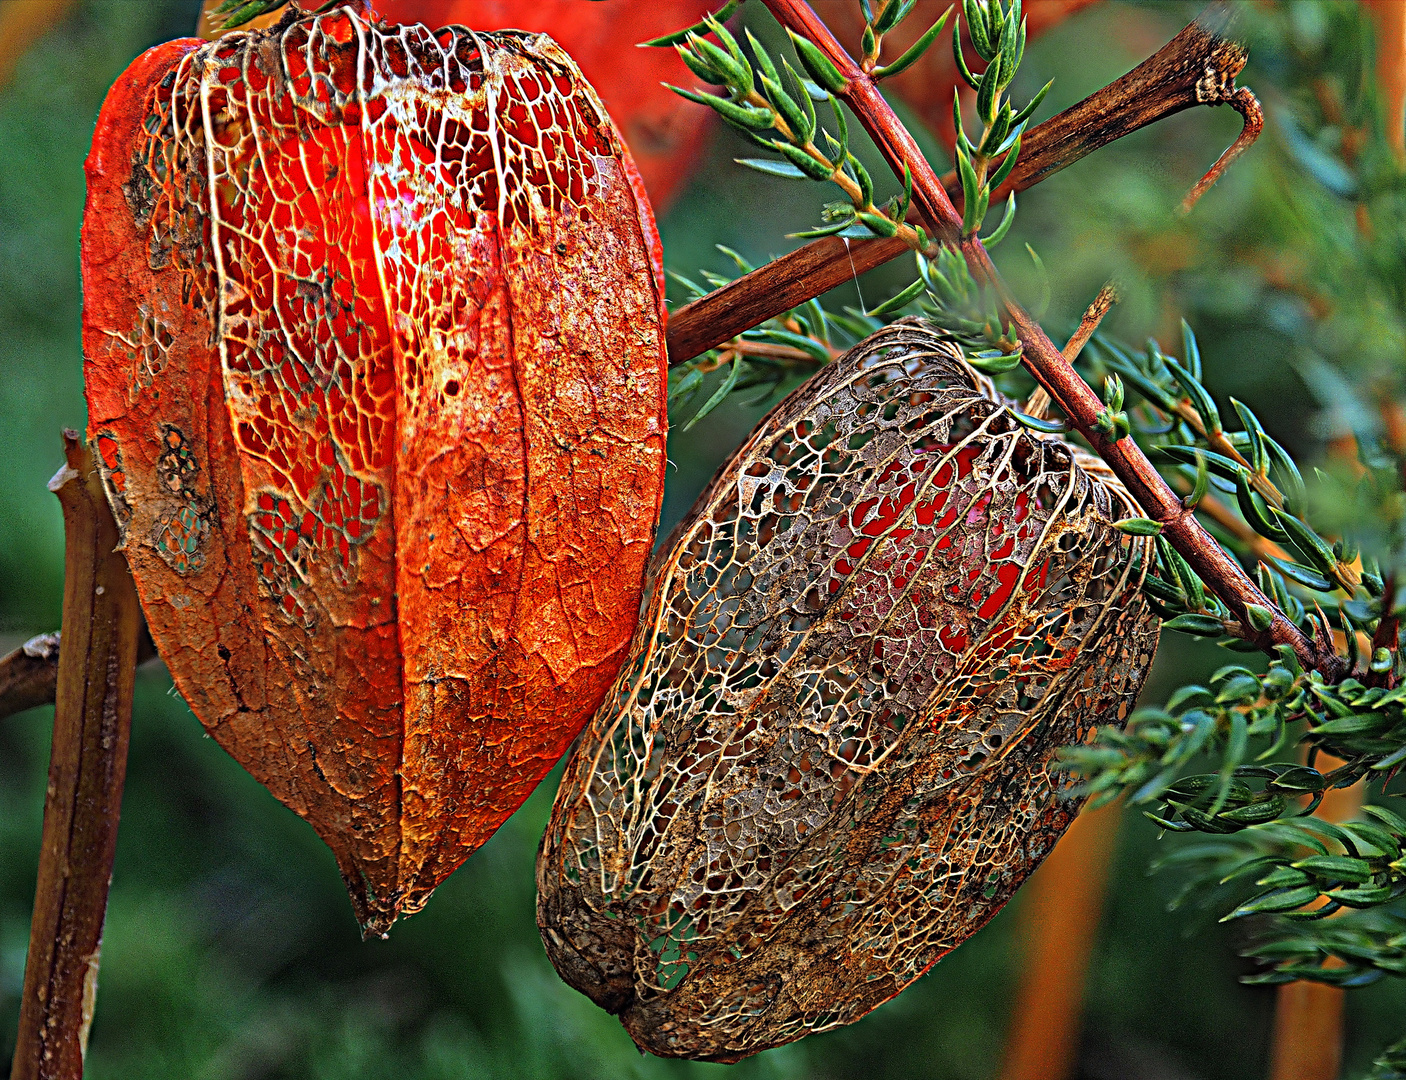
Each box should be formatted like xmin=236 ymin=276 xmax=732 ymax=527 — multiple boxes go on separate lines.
xmin=1113 ymin=517 xmax=1164 ymax=536
xmin=690 ymin=34 xmax=753 ymax=92
xmin=1245 ymin=604 xmax=1275 ymax=633
xmin=787 ymin=30 xmax=848 ymax=94
xmin=1103 ymin=373 xmax=1125 ymax=413
xmin=677 ymin=44 xmax=728 ymax=85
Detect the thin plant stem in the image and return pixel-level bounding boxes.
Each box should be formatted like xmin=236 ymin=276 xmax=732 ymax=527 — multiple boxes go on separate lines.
xmin=666 ymin=13 xmax=1260 ymax=364
xmin=1179 ymin=88 xmax=1264 ymax=215
xmin=0 ymin=0 xmax=77 ymax=90
xmin=10 ymin=432 xmax=142 ymax=1080
xmin=1365 ymin=0 xmax=1406 ymax=168
xmin=1175 ymin=484 xmax=1291 ymax=564
xmin=758 ymin=0 xmax=1340 ymax=678
xmin=1025 ymin=284 xmax=1119 ymax=419
xmin=1062 ymin=283 xmax=1119 ymax=364
xmin=1268 ymin=982 xmax=1345 ymax=1080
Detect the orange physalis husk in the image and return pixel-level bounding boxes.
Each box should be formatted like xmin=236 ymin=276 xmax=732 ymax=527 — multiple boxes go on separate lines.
xmin=82 ymin=7 xmax=668 ymax=936
xmin=537 ymin=320 xmax=1159 ymax=1061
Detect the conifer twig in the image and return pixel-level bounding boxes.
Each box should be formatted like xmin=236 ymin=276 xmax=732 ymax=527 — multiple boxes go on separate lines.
xmin=11 ymin=432 xmax=141 ymax=1080
xmin=667 ymin=11 xmax=1260 ymax=364
xmin=757 ymin=0 xmax=1340 ymax=679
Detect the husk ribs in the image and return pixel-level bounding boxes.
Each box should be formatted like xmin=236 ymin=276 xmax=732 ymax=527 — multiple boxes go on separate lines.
xmin=538 ymin=321 xmax=1160 ymax=1061
xmin=81 ymin=8 xmax=667 ymax=935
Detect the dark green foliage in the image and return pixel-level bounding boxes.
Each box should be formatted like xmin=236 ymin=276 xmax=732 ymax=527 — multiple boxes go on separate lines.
xmin=1367 ymin=1036 xmax=1406 ymax=1080
xmin=1046 ymin=7 xmax=1406 ymax=1070
xmin=665 ymin=0 xmax=1043 ymax=246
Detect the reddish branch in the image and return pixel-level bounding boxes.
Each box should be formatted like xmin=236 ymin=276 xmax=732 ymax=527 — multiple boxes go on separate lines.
xmin=667 ymin=12 xmax=1262 ymax=364
xmin=1179 ymin=88 xmax=1263 ymax=215
xmin=757 ymin=0 xmax=1339 ymax=678
xmin=11 ymin=432 xmax=142 ymax=1080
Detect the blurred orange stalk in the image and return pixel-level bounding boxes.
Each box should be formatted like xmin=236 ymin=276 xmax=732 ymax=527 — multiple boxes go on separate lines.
xmin=1265 ymin=762 xmax=1363 ymax=1080
xmin=1364 ymin=0 xmax=1406 ymax=166
xmin=997 ymin=802 xmax=1122 ymax=1080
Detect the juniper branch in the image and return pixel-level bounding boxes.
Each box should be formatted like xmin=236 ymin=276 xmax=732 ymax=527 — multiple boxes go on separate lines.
xmin=667 ymin=11 xmax=1263 ymax=365
xmin=757 ymin=0 xmax=1340 ymax=679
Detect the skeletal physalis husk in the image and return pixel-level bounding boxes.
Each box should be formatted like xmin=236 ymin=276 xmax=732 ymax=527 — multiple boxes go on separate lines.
xmin=82 ymin=8 xmax=667 ymax=935
xmin=536 ymin=320 xmax=1160 ymax=1061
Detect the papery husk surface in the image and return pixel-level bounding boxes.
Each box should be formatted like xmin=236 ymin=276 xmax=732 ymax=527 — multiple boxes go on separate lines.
xmin=83 ymin=7 xmax=667 ymax=935
xmin=538 ymin=320 xmax=1159 ymax=1060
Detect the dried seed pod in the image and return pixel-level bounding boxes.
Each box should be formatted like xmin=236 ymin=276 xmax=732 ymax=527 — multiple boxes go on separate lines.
xmin=537 ymin=320 xmax=1159 ymax=1061
xmin=82 ymin=9 xmax=666 ymax=935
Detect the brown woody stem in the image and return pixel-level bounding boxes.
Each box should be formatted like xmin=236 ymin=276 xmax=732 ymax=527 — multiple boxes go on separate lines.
xmin=758 ymin=0 xmax=1340 ymax=678
xmin=0 ymin=635 xmax=64 ymax=720
xmin=11 ymin=432 xmax=141 ymax=1080
xmin=1027 ymin=284 xmax=1119 ymax=418
xmin=667 ymin=11 xmax=1260 ymax=365
xmin=1062 ymin=283 xmax=1119 ymax=363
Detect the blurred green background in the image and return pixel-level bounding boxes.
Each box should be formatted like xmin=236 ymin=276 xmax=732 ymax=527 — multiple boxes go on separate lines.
xmin=1 ymin=1 xmax=1404 ymax=1077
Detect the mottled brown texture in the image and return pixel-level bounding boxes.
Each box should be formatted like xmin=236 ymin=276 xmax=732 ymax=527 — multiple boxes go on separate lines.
xmin=538 ymin=321 xmax=1160 ymax=1061
xmin=81 ymin=9 xmax=667 ymax=935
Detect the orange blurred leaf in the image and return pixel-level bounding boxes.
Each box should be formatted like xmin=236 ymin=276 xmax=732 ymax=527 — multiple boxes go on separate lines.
xmin=0 ymin=0 xmax=77 ymax=89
